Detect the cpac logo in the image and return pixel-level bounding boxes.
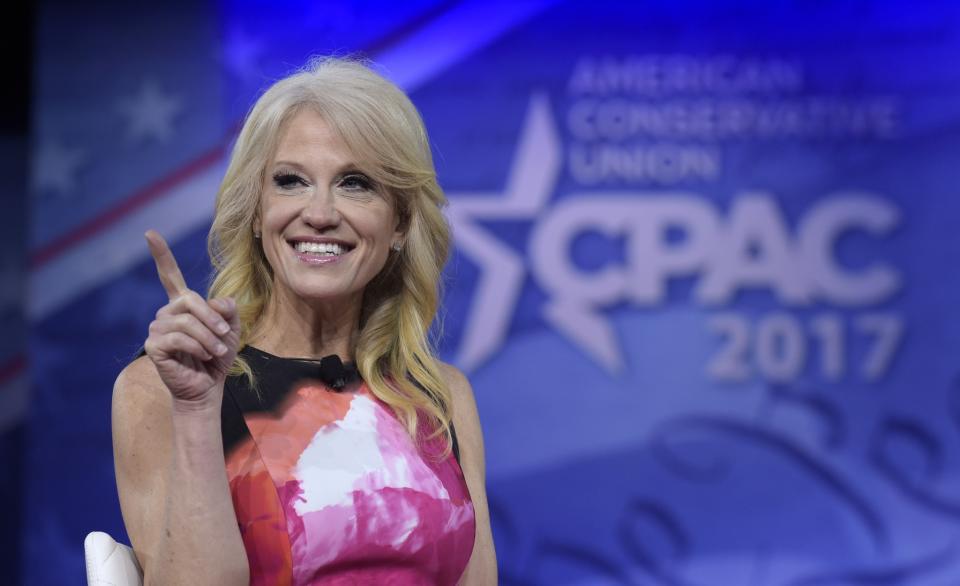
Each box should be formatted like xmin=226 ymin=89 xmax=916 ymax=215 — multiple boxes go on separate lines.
xmin=447 ymin=95 xmax=900 ymax=373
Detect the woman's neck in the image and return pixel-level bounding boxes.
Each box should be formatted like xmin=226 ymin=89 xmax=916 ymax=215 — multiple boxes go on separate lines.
xmin=248 ymin=288 xmax=362 ymax=360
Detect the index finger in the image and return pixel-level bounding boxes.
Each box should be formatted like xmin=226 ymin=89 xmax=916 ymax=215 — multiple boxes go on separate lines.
xmin=145 ymin=230 xmax=188 ymax=300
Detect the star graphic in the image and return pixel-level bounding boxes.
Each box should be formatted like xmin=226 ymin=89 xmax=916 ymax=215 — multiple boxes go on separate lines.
xmin=449 ymin=94 xmax=631 ymax=373
xmin=117 ymin=79 xmax=183 ymax=143
xmin=31 ymin=139 xmax=87 ymax=198
xmin=446 ymin=94 xmax=561 ymax=372
xmin=221 ymin=27 xmax=264 ymax=82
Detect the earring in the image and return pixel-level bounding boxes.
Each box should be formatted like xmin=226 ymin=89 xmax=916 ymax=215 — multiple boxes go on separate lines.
xmin=391 ymin=242 xmax=402 ymax=251
xmin=254 ymin=232 xmax=261 ymax=239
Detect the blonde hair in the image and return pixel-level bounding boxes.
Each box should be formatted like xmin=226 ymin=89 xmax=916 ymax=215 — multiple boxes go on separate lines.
xmin=207 ymin=56 xmax=453 ymax=453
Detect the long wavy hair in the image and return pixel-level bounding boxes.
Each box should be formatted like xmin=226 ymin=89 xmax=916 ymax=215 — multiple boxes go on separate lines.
xmin=207 ymin=56 xmax=453 ymax=452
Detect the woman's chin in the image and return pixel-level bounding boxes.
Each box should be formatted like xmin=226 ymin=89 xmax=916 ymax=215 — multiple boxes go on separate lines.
xmin=277 ymin=282 xmax=365 ymax=306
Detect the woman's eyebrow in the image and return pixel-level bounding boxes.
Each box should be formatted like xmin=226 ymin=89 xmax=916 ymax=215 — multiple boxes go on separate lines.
xmin=271 ymin=160 xmax=310 ymax=172
xmin=271 ymin=159 xmax=369 ymax=175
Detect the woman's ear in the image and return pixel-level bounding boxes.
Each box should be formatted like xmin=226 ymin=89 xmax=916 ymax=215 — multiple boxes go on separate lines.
xmin=392 ymin=199 xmax=410 ymax=243
xmin=393 ymin=220 xmax=406 ymax=245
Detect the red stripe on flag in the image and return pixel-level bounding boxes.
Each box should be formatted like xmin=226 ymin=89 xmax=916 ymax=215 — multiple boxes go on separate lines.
xmin=30 ymin=142 xmax=228 ymax=268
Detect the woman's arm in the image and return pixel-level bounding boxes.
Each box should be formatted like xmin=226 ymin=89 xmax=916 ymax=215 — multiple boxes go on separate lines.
xmin=113 ymin=357 xmax=249 ymax=586
xmin=442 ymin=364 xmax=498 ymax=586
xmin=113 ymin=231 xmax=248 ymax=585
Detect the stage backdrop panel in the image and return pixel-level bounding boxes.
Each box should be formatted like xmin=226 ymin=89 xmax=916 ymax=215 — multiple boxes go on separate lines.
xmin=22 ymin=1 xmax=960 ymax=584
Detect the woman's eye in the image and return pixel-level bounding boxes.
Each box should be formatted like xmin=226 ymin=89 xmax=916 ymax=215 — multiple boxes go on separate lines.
xmin=273 ymin=172 xmax=308 ymax=189
xmin=339 ymin=174 xmax=374 ymax=192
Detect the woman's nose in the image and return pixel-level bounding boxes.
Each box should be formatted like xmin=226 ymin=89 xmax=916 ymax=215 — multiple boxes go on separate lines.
xmin=300 ymin=190 xmax=341 ymax=230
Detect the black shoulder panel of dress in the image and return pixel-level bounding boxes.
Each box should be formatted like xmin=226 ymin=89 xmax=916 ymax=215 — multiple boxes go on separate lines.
xmin=220 ymin=345 xmax=460 ymax=464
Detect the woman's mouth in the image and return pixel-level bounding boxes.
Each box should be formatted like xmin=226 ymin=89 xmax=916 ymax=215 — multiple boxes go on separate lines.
xmin=289 ymin=239 xmax=355 ymax=264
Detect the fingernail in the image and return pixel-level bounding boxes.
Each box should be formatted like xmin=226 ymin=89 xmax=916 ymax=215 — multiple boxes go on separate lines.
xmin=217 ymin=322 xmax=230 ymax=335
xmin=216 ymin=343 xmax=228 ymax=355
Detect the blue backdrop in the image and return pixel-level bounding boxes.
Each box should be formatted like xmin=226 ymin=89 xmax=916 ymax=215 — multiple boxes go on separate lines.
xmin=9 ymin=0 xmax=960 ymax=584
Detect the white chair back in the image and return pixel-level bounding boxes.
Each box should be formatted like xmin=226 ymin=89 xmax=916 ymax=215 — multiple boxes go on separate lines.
xmin=84 ymin=531 xmax=144 ymax=586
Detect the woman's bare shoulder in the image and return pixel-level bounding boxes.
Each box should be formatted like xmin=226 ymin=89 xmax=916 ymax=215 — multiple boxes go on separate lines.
xmin=113 ymin=355 xmax=172 ymax=439
xmin=114 ymin=355 xmax=168 ymax=405
xmin=437 ymin=361 xmax=481 ymax=437
xmin=437 ymin=361 xmax=469 ymax=390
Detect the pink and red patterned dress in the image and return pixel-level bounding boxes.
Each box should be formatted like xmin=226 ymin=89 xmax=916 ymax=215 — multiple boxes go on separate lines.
xmin=221 ymin=346 xmax=476 ymax=585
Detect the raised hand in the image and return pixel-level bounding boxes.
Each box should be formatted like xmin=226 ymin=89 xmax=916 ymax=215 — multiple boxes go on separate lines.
xmin=142 ymin=230 xmax=240 ymax=408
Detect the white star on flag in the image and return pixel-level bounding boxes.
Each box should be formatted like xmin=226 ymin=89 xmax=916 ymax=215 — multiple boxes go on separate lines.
xmin=117 ymin=79 xmax=182 ymax=143
xmin=32 ymin=139 xmax=87 ymax=197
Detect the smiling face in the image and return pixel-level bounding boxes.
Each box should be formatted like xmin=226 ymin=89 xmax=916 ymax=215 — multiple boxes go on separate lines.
xmin=255 ymin=108 xmax=403 ymax=309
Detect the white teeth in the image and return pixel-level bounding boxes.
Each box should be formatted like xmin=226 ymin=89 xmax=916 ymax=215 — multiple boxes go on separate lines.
xmin=294 ymin=241 xmax=346 ymax=256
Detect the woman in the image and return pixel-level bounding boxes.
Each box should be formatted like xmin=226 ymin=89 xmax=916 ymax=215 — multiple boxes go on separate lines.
xmin=112 ymin=57 xmax=496 ymax=585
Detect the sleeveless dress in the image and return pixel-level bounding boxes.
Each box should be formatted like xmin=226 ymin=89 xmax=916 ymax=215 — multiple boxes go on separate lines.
xmin=220 ymin=346 xmax=476 ymax=585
